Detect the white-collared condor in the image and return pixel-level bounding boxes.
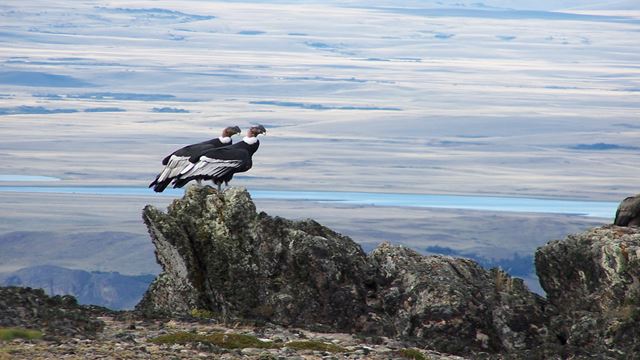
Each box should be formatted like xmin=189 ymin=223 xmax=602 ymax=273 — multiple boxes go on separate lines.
xmin=149 ymin=125 xmax=241 ymax=192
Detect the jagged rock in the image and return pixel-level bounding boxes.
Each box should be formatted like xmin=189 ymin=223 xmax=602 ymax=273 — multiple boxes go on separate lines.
xmin=365 ymin=243 xmax=547 ymax=356
xmin=536 ymin=225 xmax=640 ymax=357
xmin=138 ymin=186 xmax=370 ymax=331
xmin=138 ymin=186 xmax=548 ymax=356
xmin=0 ymin=286 xmax=105 ymax=339
xmin=614 ymin=194 xmax=640 ymax=226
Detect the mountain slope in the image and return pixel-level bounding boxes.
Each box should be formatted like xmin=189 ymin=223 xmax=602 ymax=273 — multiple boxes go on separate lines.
xmin=0 ymin=265 xmax=154 ymax=310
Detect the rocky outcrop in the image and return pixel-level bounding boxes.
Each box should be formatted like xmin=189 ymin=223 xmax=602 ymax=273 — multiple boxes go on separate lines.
xmin=0 ymin=286 xmax=104 ymax=340
xmin=138 ymin=186 xmax=369 ymax=332
xmin=366 ymin=244 xmax=546 ymax=356
xmin=536 ymin=225 xmax=640 ymax=358
xmin=138 ymin=186 xmax=548 ymax=356
xmin=614 ymin=194 xmax=640 ymax=226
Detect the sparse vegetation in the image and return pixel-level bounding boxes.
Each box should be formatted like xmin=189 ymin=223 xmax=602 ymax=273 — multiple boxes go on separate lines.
xmin=149 ymin=331 xmax=278 ymax=349
xmin=399 ymin=347 xmax=428 ymax=360
xmin=0 ymin=327 xmax=43 ymax=341
xmin=149 ymin=332 xmax=349 ymax=354
xmin=189 ymin=308 xmax=218 ymax=319
xmin=284 ymin=340 xmax=346 ymax=353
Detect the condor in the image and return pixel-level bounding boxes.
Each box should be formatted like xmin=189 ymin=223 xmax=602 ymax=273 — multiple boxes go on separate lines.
xmin=149 ymin=126 xmax=241 ymax=192
xmin=174 ymin=125 xmax=266 ymax=191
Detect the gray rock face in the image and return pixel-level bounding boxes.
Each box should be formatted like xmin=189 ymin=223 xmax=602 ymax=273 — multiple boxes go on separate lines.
xmin=614 ymin=194 xmax=640 ymax=226
xmin=138 ymin=186 xmax=369 ymax=331
xmin=366 ymin=243 xmax=546 ymax=355
xmin=536 ymin=225 xmax=640 ymax=357
xmin=138 ymin=186 xmax=547 ymax=356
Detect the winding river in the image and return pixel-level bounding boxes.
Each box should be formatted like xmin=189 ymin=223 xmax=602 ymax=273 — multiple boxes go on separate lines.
xmin=0 ymin=185 xmax=617 ymax=218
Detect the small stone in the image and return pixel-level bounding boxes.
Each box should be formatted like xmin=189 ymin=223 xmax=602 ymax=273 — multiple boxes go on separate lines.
xmin=241 ymin=348 xmax=263 ymax=356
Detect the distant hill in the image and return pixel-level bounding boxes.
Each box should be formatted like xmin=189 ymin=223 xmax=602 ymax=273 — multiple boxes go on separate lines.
xmin=0 ymin=265 xmax=154 ymax=310
xmin=0 ymin=230 xmax=160 ymax=275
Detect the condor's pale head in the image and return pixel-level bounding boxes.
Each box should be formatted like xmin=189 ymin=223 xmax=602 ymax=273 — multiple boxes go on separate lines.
xmin=222 ymin=126 xmax=242 ymax=137
xmin=248 ymin=125 xmax=267 ymax=137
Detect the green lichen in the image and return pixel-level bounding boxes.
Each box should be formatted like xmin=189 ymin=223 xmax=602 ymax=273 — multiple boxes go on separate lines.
xmin=0 ymin=328 xmax=43 ymax=341
xmin=149 ymin=331 xmax=278 ymax=349
xmin=399 ymin=348 xmax=428 ymax=360
xmin=190 ymin=308 xmax=218 ymax=319
xmin=284 ymin=340 xmax=346 ymax=353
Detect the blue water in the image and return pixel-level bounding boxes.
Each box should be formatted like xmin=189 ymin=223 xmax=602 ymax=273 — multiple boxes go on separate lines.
xmin=0 ymin=186 xmax=617 ymax=219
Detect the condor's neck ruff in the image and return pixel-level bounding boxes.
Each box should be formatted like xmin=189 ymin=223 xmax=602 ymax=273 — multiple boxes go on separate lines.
xmin=219 ymin=136 xmax=232 ymax=144
xmin=243 ymin=136 xmax=258 ymax=145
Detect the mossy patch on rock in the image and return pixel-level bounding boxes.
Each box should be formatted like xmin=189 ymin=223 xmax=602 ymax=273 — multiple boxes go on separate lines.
xmin=149 ymin=331 xmax=351 ymax=354
xmin=149 ymin=331 xmax=278 ymax=349
xmin=189 ymin=308 xmax=218 ymax=320
xmin=0 ymin=327 xmax=42 ymax=341
xmin=284 ymin=340 xmax=347 ymax=353
xmin=399 ymin=348 xmax=428 ymax=360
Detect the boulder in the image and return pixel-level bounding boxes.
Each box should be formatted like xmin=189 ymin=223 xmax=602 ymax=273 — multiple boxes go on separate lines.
xmin=365 ymin=243 xmax=547 ymax=355
xmin=614 ymin=194 xmax=640 ymax=227
xmin=536 ymin=225 xmax=640 ymax=357
xmin=137 ymin=186 xmax=370 ymax=332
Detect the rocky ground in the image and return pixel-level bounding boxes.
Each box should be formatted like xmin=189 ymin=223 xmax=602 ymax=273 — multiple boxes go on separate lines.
xmin=1 ymin=309 xmax=468 ymax=360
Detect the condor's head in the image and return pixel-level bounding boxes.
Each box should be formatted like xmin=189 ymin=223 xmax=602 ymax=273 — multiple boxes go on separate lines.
xmin=222 ymin=126 xmax=242 ymax=138
xmin=248 ymin=125 xmax=267 ymax=137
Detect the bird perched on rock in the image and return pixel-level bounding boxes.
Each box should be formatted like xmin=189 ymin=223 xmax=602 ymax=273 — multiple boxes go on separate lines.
xmin=149 ymin=126 xmax=241 ymax=192
xmin=173 ymin=125 xmax=266 ymax=191
xmin=614 ymin=194 xmax=640 ymax=227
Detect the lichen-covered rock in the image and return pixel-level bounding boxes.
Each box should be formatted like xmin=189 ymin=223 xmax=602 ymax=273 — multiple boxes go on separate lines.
xmin=536 ymin=225 xmax=640 ymax=357
xmin=364 ymin=243 xmax=547 ymax=356
xmin=137 ymin=186 xmax=370 ymax=331
xmin=0 ymin=286 xmax=104 ymax=339
xmin=614 ymin=194 xmax=640 ymax=227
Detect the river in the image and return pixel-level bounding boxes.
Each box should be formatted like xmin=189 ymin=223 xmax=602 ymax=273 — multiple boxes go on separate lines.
xmin=0 ymin=186 xmax=617 ymax=218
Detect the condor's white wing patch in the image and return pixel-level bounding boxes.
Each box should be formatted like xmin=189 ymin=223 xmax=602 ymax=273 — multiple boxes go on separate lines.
xmin=156 ymin=155 xmax=192 ymax=183
xmin=180 ymin=157 xmax=243 ymax=178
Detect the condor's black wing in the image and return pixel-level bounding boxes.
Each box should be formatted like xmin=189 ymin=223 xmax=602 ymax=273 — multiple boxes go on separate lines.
xmin=150 ymin=138 xmax=230 ymax=192
xmin=161 ymin=138 xmax=227 ymax=165
xmin=172 ymin=147 xmax=249 ymax=188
